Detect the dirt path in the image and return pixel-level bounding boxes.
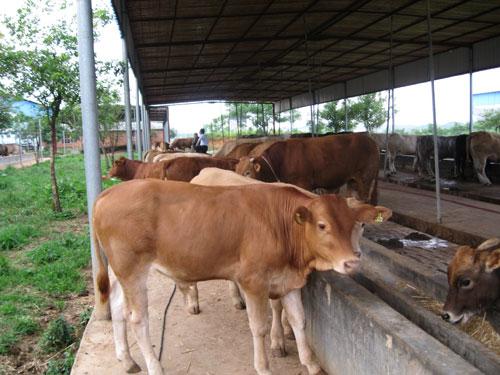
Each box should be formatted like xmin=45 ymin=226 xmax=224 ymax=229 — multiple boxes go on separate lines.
xmin=73 ymin=270 xmax=310 ymax=374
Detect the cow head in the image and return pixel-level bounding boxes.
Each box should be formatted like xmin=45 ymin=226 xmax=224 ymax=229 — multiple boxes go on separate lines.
xmin=294 ymin=194 xmax=392 ymax=275
xmin=236 ymin=156 xmax=276 ymax=182
xmin=442 ymin=238 xmax=500 ymax=324
xmin=106 ymin=157 xmax=128 ymax=180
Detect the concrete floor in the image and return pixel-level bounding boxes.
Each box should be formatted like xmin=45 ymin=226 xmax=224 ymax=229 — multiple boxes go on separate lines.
xmin=72 ymin=270 xmax=309 ymax=375
xmin=378 ymin=180 xmax=500 ymax=246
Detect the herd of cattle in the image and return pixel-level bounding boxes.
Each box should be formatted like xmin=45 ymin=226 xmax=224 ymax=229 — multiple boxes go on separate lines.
xmin=371 ymin=131 xmax=500 ymax=185
xmin=95 ymin=131 xmax=499 ymax=375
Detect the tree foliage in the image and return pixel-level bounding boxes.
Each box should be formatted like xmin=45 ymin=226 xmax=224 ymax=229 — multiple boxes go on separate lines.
xmin=0 ymin=0 xmax=115 ymax=212
xmin=475 ymin=109 xmax=500 ymax=132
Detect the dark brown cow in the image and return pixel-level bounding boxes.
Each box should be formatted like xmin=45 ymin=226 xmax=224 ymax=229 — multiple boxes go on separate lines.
xmin=442 ymin=238 xmax=500 ymax=324
xmin=235 ymin=133 xmax=379 ymax=204
xmin=226 ymin=142 xmax=261 ymax=159
xmin=163 ymin=157 xmax=239 ymax=182
xmin=0 ymin=144 xmax=8 ymax=156
xmin=105 ymin=157 xmax=167 ymax=181
xmin=170 ymin=137 xmax=194 ymax=150
xmin=92 ymin=180 xmax=391 ymax=374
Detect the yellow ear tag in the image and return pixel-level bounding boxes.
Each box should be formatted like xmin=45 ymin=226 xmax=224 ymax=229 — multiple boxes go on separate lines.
xmin=375 ymin=212 xmax=384 ymax=223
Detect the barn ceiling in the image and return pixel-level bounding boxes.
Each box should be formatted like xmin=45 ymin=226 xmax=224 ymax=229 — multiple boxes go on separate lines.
xmin=112 ymin=0 xmax=500 ymax=110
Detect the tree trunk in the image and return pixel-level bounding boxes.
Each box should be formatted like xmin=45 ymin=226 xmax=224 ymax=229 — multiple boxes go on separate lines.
xmin=49 ymin=117 xmax=62 ymax=212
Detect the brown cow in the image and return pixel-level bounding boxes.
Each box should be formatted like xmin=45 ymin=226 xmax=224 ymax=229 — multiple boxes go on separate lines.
xmin=170 ymin=137 xmax=194 ymax=150
xmin=92 ymin=180 xmax=391 ymax=374
xmin=163 ymin=157 xmax=239 ymax=182
xmin=0 ymin=144 xmax=8 ymax=156
xmin=442 ymin=238 xmax=500 ymax=324
xmin=236 ymin=133 xmax=379 ymax=204
xmin=105 ymin=157 xmax=167 ymax=181
xmin=152 ymin=151 xmax=210 ymax=163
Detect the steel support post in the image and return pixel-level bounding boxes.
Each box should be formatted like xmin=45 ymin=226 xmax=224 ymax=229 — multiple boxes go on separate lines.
xmin=76 ymin=0 xmax=108 ymax=318
xmin=122 ymin=38 xmax=133 ymax=159
xmin=135 ymin=86 xmax=142 ymax=159
xmin=427 ymin=0 xmax=442 ymax=223
xmin=469 ymin=48 xmax=474 ymax=134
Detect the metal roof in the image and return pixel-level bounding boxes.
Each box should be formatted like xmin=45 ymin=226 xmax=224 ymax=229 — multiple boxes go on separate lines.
xmin=112 ymin=0 xmax=500 ymax=111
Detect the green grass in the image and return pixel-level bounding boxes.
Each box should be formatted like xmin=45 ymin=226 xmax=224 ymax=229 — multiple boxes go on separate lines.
xmin=0 ymin=154 xmax=119 ymax=369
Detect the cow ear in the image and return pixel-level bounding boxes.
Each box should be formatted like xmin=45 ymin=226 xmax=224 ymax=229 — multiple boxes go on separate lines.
xmin=254 ymin=163 xmax=261 ymax=172
xmin=294 ymin=206 xmax=311 ymax=225
xmin=485 ymin=249 xmax=500 ymax=273
xmin=355 ymin=205 xmax=392 ymax=224
xmin=477 ymin=238 xmax=500 ymax=251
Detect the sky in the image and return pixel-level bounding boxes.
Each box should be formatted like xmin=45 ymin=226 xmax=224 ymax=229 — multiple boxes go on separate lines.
xmin=2 ymin=0 xmax=500 ymax=136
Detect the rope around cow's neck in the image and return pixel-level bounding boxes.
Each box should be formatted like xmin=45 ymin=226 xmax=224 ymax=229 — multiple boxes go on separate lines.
xmin=158 ymin=283 xmax=177 ymax=362
xmin=260 ymin=155 xmax=280 ymax=182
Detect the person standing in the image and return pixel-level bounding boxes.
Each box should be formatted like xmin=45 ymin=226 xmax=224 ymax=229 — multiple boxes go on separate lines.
xmin=195 ymin=128 xmax=208 ymax=153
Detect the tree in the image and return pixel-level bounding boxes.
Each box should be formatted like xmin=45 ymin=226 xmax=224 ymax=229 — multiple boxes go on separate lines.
xmin=353 ymin=93 xmax=386 ymax=132
xmin=0 ymin=96 xmax=13 ymax=131
xmin=475 ymin=109 xmax=500 ymax=132
xmin=320 ymin=101 xmax=355 ymax=133
xmin=0 ymin=0 xmax=112 ymax=212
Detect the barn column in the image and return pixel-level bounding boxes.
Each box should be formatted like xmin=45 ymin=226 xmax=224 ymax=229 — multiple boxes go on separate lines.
xmin=427 ymin=0 xmax=442 ymax=223
xmin=289 ymin=98 xmax=294 ymax=134
xmin=469 ymin=47 xmax=474 ymax=133
xmin=272 ymin=103 xmax=276 ymax=136
xmin=135 ymin=85 xmax=142 ymax=159
xmin=344 ymin=82 xmax=348 ymax=131
xmin=383 ymin=15 xmax=394 ymax=178
xmin=76 ymin=0 xmax=109 ymax=318
xmin=122 ymin=38 xmax=133 ymax=159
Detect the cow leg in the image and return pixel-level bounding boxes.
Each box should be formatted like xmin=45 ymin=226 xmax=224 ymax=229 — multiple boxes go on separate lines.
xmin=282 ymin=289 xmax=322 ymax=375
xmin=177 ymin=281 xmax=200 ymax=315
xmin=122 ymin=272 xmax=163 ymax=375
xmin=388 ymin=151 xmax=396 ymax=175
xmin=473 ymin=156 xmax=492 ymax=185
xmin=269 ymin=299 xmax=286 ymax=357
xmin=245 ymin=292 xmax=272 ymax=375
xmin=228 ymin=281 xmax=246 ymax=310
xmin=110 ymin=280 xmax=141 ymax=373
xmin=281 ymin=310 xmax=294 ymax=340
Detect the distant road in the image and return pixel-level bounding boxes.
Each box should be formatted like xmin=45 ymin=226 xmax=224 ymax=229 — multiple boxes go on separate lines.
xmin=0 ymin=153 xmax=39 ymax=170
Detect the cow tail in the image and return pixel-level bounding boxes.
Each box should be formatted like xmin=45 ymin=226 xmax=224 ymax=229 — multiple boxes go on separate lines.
xmin=93 ymin=228 xmax=110 ymax=304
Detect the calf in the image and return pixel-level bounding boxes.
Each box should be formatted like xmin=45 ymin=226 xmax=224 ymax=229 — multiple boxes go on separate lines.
xmin=93 ymin=180 xmax=391 ymax=375
xmin=442 ymin=238 xmax=500 ymax=324
xmin=469 ymin=131 xmax=500 ymax=185
xmin=105 ymin=157 xmax=167 ymax=181
xmin=236 ymin=133 xmax=379 ymax=204
xmin=163 ymin=157 xmax=239 ymax=182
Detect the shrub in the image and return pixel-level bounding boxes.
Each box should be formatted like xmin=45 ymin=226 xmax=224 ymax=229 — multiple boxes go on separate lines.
xmin=38 ymin=316 xmax=75 ymax=353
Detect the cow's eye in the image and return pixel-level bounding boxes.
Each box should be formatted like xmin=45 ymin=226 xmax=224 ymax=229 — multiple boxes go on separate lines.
xmin=459 ymin=279 xmax=472 ymax=288
xmin=318 ymin=222 xmax=326 ymax=230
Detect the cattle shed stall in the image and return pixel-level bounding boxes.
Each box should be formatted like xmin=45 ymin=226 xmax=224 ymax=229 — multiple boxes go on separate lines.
xmin=74 ymin=0 xmax=500 ymax=374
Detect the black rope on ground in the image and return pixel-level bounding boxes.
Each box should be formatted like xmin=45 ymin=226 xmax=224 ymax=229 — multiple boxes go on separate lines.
xmin=158 ymin=283 xmax=177 ymax=362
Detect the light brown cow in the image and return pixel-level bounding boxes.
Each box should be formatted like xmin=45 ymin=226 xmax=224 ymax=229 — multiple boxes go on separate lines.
xmin=105 ymin=157 xmax=167 ymax=181
xmin=236 ymin=133 xmax=380 ymax=204
xmin=370 ymin=133 xmax=418 ymax=175
xmin=442 ymin=238 xmax=500 ymax=324
xmin=93 ymin=179 xmax=391 ymax=375
xmin=469 ymin=131 xmax=500 ymax=185
xmin=152 ymin=151 xmax=210 ymax=163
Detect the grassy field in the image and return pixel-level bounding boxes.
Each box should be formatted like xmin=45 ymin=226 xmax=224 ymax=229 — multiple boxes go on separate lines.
xmin=0 ymin=154 xmax=116 ymax=374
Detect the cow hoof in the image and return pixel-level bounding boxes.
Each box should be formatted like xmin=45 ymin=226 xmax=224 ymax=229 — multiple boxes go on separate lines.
xmin=271 ymin=347 xmax=287 ymax=358
xmin=187 ymin=305 xmax=200 ymax=315
xmin=126 ymin=363 xmax=141 ymax=373
xmin=234 ymin=300 xmax=246 ymax=310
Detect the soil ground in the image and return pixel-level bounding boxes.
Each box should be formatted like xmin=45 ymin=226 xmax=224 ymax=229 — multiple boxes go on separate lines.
xmin=72 ymin=271 xmax=310 ymax=375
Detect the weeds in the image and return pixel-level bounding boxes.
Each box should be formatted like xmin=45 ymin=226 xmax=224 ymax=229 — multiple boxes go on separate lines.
xmin=38 ymin=316 xmax=75 ymax=353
